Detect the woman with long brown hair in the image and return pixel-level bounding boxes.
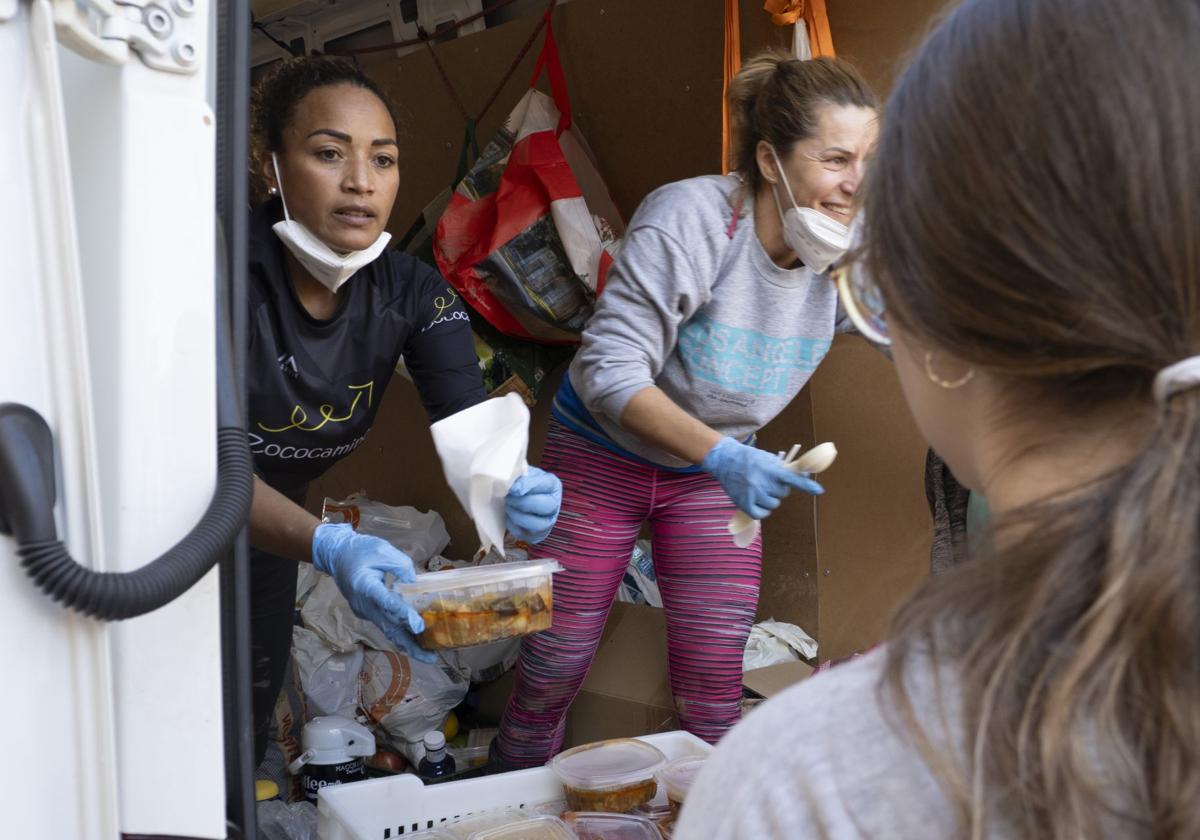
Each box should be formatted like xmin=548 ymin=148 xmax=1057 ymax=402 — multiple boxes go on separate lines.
xmin=492 ymin=53 xmax=878 ymax=766
xmin=676 ymin=0 xmax=1200 ymax=836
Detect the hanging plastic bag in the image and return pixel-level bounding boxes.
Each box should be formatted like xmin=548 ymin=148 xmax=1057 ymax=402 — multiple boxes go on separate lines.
xmin=435 ymin=10 xmax=624 ymax=343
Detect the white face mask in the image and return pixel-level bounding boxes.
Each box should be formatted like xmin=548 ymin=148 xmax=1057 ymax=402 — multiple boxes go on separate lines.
xmin=767 ymin=146 xmax=851 ymax=274
xmin=270 ymin=153 xmax=391 ymax=293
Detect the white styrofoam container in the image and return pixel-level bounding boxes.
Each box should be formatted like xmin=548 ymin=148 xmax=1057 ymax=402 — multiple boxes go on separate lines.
xmin=318 ymin=731 xmax=712 ymax=839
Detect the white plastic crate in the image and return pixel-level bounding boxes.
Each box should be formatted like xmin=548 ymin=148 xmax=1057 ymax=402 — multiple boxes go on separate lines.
xmin=317 ymin=731 xmax=712 ymax=839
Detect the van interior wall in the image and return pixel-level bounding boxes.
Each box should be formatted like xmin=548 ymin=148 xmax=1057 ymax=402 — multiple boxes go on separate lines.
xmin=306 ymin=0 xmax=940 ymax=660
xmin=807 ymin=0 xmax=947 ymax=660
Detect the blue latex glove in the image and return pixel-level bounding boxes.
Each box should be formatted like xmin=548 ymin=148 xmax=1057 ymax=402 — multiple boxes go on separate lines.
xmin=311 ymin=522 xmax=436 ymax=663
xmin=505 ymin=466 xmax=562 ymax=544
xmin=700 ymin=437 xmax=824 ymax=520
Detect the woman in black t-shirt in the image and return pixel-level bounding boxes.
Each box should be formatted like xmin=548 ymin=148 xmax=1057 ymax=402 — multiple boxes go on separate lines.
xmin=244 ymin=57 xmax=562 ymax=766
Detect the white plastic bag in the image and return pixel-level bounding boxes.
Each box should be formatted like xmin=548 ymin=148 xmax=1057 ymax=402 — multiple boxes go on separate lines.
xmin=615 ymin=540 xmax=661 ymax=607
xmin=301 ymin=574 xmax=393 ymax=653
xmin=359 ymin=648 xmax=469 ymax=744
xmin=743 ymin=620 xmax=818 ymax=671
xmin=257 ymin=798 xmax=317 ymax=840
xmin=291 ymin=626 xmax=363 ymax=719
xmin=443 ymin=637 xmax=521 ymax=684
xmin=321 ymin=493 xmax=451 ymax=566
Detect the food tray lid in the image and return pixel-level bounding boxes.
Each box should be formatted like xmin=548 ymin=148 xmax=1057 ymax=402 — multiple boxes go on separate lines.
xmin=549 ymin=739 xmax=667 ymax=791
xmin=467 ymin=815 xmax=575 ymax=840
xmin=563 ymin=811 xmax=661 ymax=839
xmin=657 ymin=755 xmax=707 ymax=801
xmin=396 ymin=559 xmax=563 ymax=596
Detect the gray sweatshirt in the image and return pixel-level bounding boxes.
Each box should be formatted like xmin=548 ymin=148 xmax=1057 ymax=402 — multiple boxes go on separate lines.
xmin=565 ymin=174 xmax=845 ymax=468
xmin=673 ymin=650 xmax=965 ymax=839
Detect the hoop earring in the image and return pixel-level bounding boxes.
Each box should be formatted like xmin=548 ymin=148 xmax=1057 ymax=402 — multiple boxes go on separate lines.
xmin=924 ymin=351 xmax=975 ymax=390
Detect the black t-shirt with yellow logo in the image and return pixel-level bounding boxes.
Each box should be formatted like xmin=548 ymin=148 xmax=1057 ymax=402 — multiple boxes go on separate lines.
xmin=247 ymin=199 xmax=486 ymax=494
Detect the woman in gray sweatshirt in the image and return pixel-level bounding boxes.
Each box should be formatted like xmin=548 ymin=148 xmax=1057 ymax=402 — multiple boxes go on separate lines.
xmin=493 ymin=51 xmax=879 ymax=766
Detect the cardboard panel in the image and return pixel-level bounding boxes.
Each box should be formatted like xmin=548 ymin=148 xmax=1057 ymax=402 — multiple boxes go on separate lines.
xmin=827 ymin=0 xmax=947 ymax=92
xmin=356 ymin=0 xmax=733 ymax=229
xmin=808 ymin=337 xmax=932 ymax=661
xmin=564 ymin=602 xmax=677 ymax=747
xmin=471 ymin=604 xmax=678 ymax=746
xmin=755 ymin=391 xmax=819 ymax=633
xmin=743 ymin=660 xmax=814 ymax=699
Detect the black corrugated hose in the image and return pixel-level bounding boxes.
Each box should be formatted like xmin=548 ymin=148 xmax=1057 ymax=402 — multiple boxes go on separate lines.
xmin=5 ymin=243 xmax=253 ymax=620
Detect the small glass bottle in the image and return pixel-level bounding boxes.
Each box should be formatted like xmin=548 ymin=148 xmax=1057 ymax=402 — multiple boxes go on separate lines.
xmin=417 ymin=731 xmax=456 ymax=781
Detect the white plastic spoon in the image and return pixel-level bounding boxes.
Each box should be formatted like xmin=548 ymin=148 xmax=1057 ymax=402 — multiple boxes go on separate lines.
xmin=727 ymin=442 xmax=838 ymax=548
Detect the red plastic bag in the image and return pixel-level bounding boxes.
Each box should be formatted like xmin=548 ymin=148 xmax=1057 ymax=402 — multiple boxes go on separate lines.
xmin=434 ymin=15 xmax=624 ymax=344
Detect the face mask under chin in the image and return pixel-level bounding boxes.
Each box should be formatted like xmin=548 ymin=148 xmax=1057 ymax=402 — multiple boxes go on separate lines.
xmin=270 ymin=152 xmax=392 ymax=293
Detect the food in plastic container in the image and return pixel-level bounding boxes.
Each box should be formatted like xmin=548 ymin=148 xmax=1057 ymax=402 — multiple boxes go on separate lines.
xmin=467 ymin=814 xmax=575 ymax=840
xmin=550 ymin=739 xmax=667 ymax=813
xmin=395 ymin=560 xmax=562 ymax=649
xmin=562 ymin=811 xmax=662 ymax=839
xmin=657 ymin=754 xmax=707 ymax=819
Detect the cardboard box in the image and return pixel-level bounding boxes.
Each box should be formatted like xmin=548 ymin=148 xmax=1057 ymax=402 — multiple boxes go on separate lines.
xmin=563 ymin=602 xmax=677 ymax=747
xmin=472 ymin=603 xmax=678 ymax=749
xmin=742 ymin=660 xmax=814 ymax=700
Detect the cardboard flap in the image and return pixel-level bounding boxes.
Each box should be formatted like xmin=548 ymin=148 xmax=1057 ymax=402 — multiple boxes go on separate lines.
xmin=742 ymin=660 xmax=814 ymax=699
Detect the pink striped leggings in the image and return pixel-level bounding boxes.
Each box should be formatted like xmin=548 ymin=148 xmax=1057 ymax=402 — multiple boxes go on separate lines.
xmin=494 ymin=421 xmax=761 ymax=766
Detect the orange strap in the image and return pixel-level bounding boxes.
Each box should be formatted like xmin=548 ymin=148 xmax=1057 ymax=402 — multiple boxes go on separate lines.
xmin=763 ymin=0 xmax=836 ymax=57
xmin=721 ymin=0 xmax=741 ymax=175
xmin=805 ymin=0 xmax=835 ymax=57
xmin=763 ymin=0 xmax=804 ymax=26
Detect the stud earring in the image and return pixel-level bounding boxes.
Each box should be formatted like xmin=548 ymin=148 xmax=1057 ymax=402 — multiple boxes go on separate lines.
xmin=268 ymin=185 xmax=279 ymax=196
xmin=924 ymin=351 xmax=975 ymax=390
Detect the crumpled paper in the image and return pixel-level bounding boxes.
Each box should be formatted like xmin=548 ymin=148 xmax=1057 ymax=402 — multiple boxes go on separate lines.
xmin=430 ymin=393 xmax=530 ymax=556
xmin=743 ymin=619 xmax=818 ymax=671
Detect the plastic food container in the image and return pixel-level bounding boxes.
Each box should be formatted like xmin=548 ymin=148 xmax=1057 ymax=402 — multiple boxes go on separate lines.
xmin=562 ymin=811 xmax=662 ymax=840
xmin=395 ymin=560 xmax=562 ymax=649
xmin=409 ymin=830 xmax=457 ymax=840
xmin=657 ymin=755 xmax=707 ymax=819
xmin=534 ymin=800 xmax=570 ymax=819
xmin=467 ymin=815 xmax=575 ymax=840
xmin=632 ymin=787 xmax=671 ymax=825
xmin=441 ymin=808 xmax=531 ymax=839
xmin=550 ymin=738 xmax=667 ymax=813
